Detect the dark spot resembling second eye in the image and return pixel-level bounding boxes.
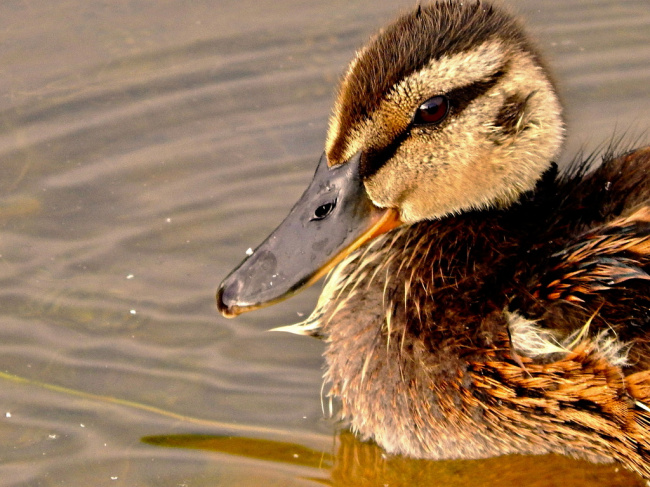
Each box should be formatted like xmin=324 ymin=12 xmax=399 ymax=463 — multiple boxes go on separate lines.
xmin=413 ymin=95 xmax=449 ymax=125
xmin=311 ymin=200 xmax=336 ymax=221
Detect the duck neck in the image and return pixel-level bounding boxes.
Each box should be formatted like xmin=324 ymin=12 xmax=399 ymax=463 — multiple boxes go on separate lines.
xmin=320 ymin=211 xmax=527 ymax=458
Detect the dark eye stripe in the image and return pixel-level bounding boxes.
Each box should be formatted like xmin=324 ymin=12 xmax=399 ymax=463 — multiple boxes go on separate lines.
xmin=445 ymin=69 xmax=506 ymax=116
xmin=360 ymin=68 xmax=507 ymax=179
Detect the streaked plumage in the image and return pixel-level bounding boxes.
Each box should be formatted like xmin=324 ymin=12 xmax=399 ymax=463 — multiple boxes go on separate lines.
xmin=217 ymin=1 xmax=650 ymax=479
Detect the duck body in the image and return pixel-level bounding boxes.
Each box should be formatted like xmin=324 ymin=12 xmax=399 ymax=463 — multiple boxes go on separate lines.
xmin=217 ymin=1 xmax=650 ymax=479
xmin=321 ymin=146 xmax=650 ymax=472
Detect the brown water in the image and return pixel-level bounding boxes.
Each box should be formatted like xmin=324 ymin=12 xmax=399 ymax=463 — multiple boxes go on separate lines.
xmin=0 ymin=1 xmax=649 ymax=485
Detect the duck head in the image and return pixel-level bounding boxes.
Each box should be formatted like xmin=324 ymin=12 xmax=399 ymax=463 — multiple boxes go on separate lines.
xmin=217 ymin=1 xmax=564 ymax=317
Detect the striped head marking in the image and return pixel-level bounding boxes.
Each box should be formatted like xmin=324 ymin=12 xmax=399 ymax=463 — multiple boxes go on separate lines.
xmin=326 ymin=1 xmax=564 ymax=223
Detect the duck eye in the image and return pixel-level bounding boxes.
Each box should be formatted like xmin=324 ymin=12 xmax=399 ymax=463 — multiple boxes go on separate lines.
xmin=413 ymin=95 xmax=449 ymax=125
xmin=312 ymin=200 xmax=336 ymax=221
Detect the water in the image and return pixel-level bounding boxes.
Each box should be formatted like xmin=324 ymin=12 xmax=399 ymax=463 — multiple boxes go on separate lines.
xmin=0 ymin=0 xmax=649 ymax=485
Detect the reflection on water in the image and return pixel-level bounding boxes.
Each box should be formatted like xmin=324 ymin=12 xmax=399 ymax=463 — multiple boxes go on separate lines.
xmin=0 ymin=0 xmax=649 ymax=485
xmin=143 ymin=431 xmax=644 ymax=487
xmin=142 ymin=435 xmax=335 ymax=471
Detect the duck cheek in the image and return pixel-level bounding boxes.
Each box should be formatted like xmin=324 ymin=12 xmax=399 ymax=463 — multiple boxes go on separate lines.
xmin=216 ymin=151 xmax=402 ymax=318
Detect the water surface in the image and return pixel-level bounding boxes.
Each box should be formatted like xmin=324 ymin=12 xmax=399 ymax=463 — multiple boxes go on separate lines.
xmin=0 ymin=0 xmax=649 ymax=485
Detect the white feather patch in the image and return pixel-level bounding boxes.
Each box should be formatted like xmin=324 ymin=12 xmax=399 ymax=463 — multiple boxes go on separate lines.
xmin=506 ymin=311 xmax=629 ymax=367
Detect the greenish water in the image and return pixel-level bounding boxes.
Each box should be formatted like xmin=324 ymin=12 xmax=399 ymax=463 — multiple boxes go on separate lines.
xmin=0 ymin=0 xmax=648 ymax=485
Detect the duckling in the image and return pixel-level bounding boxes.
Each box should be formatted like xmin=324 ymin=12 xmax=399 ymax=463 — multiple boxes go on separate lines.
xmin=217 ymin=0 xmax=650 ymax=478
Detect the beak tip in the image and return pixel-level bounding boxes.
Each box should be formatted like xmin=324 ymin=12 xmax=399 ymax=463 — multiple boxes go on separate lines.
xmin=216 ymin=285 xmax=240 ymax=318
